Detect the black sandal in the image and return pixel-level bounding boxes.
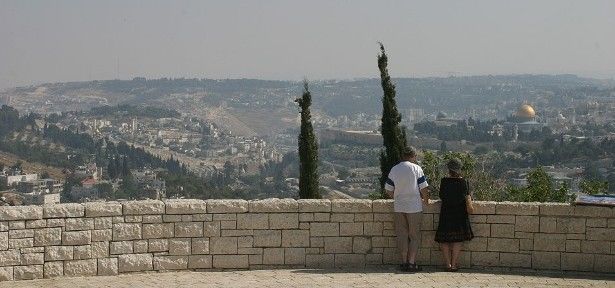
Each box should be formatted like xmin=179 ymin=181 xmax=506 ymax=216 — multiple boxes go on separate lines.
xmin=399 ymin=263 xmax=409 ymax=271
xmin=406 ymin=263 xmax=422 ymax=272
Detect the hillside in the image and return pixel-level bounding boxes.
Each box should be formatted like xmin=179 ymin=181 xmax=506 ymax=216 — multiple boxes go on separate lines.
xmin=0 ymin=151 xmax=65 ymax=180
xmin=3 ymin=75 xmax=613 ymax=137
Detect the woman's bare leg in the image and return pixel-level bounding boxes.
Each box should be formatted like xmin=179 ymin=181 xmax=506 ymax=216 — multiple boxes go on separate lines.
xmin=451 ymin=242 xmax=463 ymax=269
xmin=440 ymin=243 xmax=452 ymax=268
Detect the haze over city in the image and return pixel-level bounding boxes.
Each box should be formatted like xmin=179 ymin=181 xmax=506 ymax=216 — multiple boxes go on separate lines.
xmin=1 ymin=0 xmax=615 ymax=90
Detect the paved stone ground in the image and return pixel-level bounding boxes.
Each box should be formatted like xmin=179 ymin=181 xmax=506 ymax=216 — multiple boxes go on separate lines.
xmin=1 ymin=268 xmax=613 ymax=288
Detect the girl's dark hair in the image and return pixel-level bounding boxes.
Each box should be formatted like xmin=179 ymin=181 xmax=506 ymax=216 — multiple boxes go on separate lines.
xmin=449 ymin=169 xmax=462 ymax=178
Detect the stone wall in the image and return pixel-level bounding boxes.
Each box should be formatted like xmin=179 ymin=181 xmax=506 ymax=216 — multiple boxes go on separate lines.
xmin=0 ymin=199 xmax=613 ymax=281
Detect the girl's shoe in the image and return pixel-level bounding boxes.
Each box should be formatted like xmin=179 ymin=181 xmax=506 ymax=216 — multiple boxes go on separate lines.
xmin=399 ymin=262 xmax=409 ymax=271
xmin=406 ymin=263 xmax=422 ymax=272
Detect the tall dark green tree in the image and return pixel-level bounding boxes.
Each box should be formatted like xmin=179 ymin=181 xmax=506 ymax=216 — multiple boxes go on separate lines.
xmin=121 ymin=156 xmax=130 ymax=177
xmin=119 ymin=172 xmax=138 ymax=199
xmin=377 ymin=43 xmax=407 ymax=197
xmin=114 ymin=157 xmax=121 ymax=178
xmin=295 ymin=80 xmax=320 ymax=199
xmin=107 ymin=160 xmax=117 ymax=180
xmin=61 ymin=175 xmax=80 ymax=203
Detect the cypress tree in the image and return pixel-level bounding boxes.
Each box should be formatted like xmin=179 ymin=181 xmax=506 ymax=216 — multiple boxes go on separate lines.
xmin=377 ymin=43 xmax=407 ymax=197
xmin=107 ymin=159 xmax=116 ymax=179
xmin=296 ymin=80 xmax=320 ymax=199
xmin=119 ymin=172 xmax=137 ymax=199
xmin=114 ymin=156 xmax=121 ymax=177
xmin=121 ymin=156 xmax=130 ymax=177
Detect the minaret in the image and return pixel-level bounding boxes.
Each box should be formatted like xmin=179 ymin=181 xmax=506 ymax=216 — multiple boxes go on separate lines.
xmin=132 ymin=118 xmax=137 ymax=133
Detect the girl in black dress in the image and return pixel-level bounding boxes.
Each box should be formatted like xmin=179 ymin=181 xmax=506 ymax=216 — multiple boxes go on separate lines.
xmin=435 ymin=158 xmax=474 ymax=271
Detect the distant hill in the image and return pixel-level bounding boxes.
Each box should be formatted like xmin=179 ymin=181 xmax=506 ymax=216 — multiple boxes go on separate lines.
xmin=3 ymin=75 xmax=613 ymax=137
xmin=85 ymin=104 xmax=181 ymax=118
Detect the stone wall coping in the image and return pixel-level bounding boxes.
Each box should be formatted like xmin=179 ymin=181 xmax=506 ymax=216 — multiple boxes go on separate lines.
xmin=123 ymin=200 xmax=166 ymax=215
xmin=249 ymin=198 xmax=298 ymax=213
xmin=331 ymin=199 xmax=372 ymax=213
xmin=1 ymin=199 xmax=613 ymax=220
xmin=298 ymin=199 xmax=331 ymax=212
xmin=206 ymin=199 xmax=249 ymax=213
xmin=163 ymin=199 xmax=207 ymax=214
xmin=0 ymin=205 xmax=43 ymax=221
xmin=43 ymin=203 xmax=84 ymax=218
xmin=84 ymin=201 xmax=123 ymax=217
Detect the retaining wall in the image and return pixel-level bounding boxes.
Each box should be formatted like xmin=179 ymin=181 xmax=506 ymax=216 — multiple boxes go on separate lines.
xmin=0 ymin=199 xmax=613 ymax=281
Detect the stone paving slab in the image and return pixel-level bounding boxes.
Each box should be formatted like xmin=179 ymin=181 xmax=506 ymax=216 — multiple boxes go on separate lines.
xmin=0 ymin=268 xmax=613 ymax=288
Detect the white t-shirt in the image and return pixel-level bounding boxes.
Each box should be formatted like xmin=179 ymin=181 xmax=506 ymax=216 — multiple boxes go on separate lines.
xmin=384 ymin=161 xmax=429 ymax=213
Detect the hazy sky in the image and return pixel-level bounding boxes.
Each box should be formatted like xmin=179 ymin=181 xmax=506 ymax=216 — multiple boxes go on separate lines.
xmin=1 ymin=0 xmax=614 ymax=89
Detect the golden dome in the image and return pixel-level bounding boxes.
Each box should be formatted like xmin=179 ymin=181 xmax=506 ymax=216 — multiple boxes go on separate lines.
xmin=517 ymin=104 xmax=536 ymax=119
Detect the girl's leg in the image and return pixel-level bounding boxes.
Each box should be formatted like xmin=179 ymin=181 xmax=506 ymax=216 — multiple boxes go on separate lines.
xmin=440 ymin=243 xmax=452 ymax=269
xmin=451 ymin=242 xmax=463 ymax=269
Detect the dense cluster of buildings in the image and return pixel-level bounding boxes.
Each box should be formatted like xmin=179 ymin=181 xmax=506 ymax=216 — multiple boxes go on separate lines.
xmin=313 ymin=100 xmax=615 ymax=196
xmin=133 ymin=169 xmax=167 ymax=200
xmin=57 ymin=114 xmax=284 ymax=175
xmin=0 ymin=168 xmax=62 ymax=205
xmin=67 ymin=164 xmax=167 ymax=202
xmin=0 ymin=162 xmax=170 ymax=206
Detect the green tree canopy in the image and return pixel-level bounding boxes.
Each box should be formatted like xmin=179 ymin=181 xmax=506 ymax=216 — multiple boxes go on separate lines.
xmin=508 ymin=166 xmax=570 ymax=202
xmin=579 ymin=179 xmax=609 ymax=195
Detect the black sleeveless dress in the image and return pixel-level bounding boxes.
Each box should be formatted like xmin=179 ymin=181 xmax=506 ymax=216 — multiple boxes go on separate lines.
xmin=434 ymin=177 xmax=474 ymax=243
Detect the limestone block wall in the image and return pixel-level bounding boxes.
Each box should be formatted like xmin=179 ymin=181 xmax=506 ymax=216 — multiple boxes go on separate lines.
xmin=0 ymin=199 xmax=613 ymax=281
